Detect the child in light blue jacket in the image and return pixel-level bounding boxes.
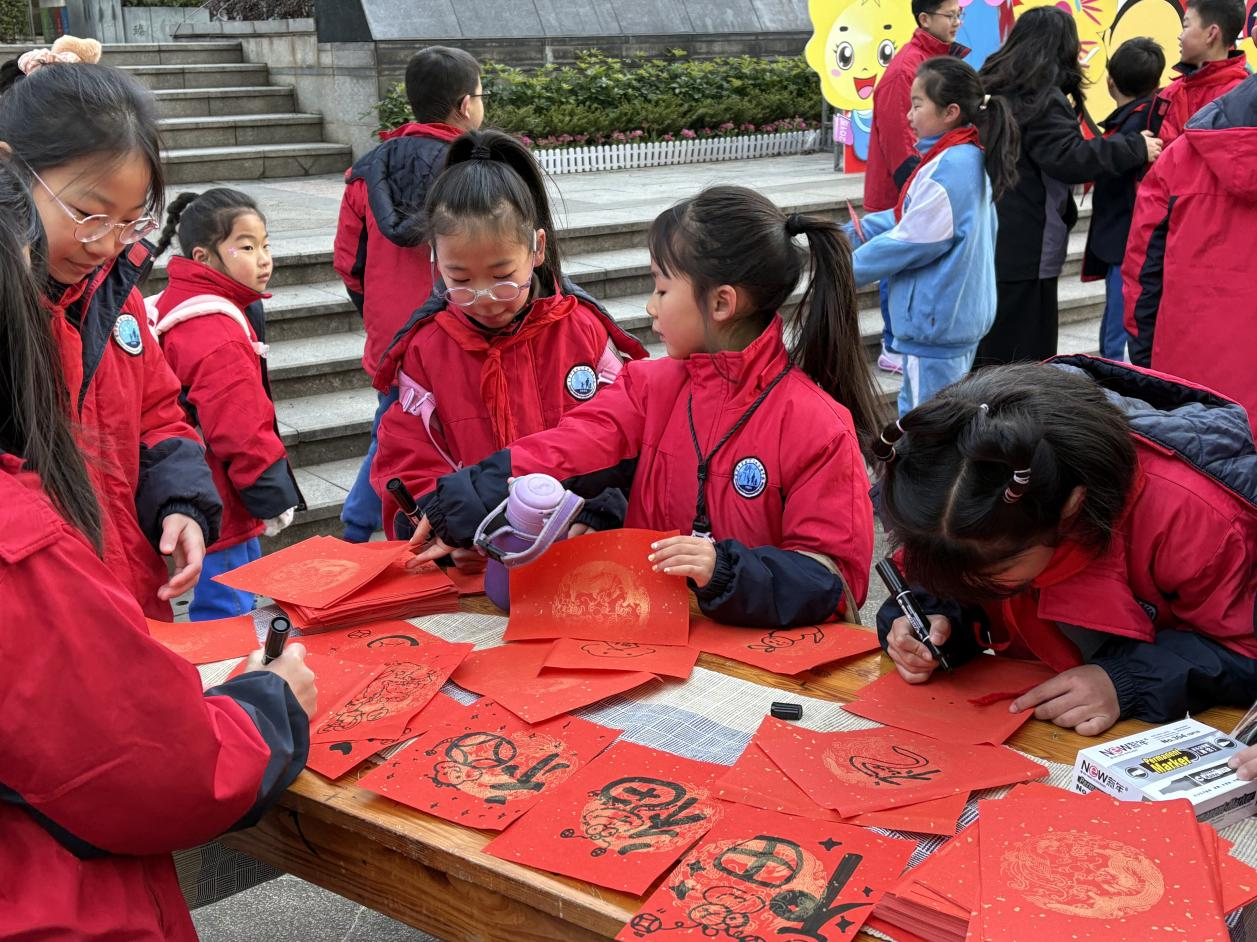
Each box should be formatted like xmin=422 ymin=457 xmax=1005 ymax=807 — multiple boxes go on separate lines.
xmin=849 ymin=57 xmax=1020 ymax=415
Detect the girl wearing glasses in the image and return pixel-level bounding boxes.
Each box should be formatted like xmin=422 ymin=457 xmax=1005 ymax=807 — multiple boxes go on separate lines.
xmin=0 ymin=57 xmax=222 ymax=619
xmin=372 ymin=129 xmax=646 ymax=555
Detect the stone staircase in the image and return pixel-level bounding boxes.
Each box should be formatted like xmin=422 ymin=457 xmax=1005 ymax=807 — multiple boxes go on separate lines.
xmin=0 ymin=40 xmax=352 ymax=183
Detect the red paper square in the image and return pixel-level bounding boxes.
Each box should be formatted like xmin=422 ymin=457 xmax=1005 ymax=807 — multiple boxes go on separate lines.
xmin=504 ymin=529 xmax=689 ymax=645
xmin=484 ymin=740 xmax=725 ymax=895
xmin=146 ymin=615 xmax=258 ymax=666
xmin=212 ymin=536 xmax=405 ymax=608
xmin=978 ymin=792 xmax=1230 ymax=940
xmin=296 ymin=619 xmax=469 ymax=666
xmin=842 ymin=656 xmax=1058 ymax=745
xmin=451 ymin=641 xmax=658 ymax=724
xmin=759 ymin=723 xmax=1046 ymax=816
xmin=688 ymin=617 xmax=880 ymax=675
xmin=445 ymin=565 xmax=485 ymax=596
xmin=617 ymin=804 xmax=914 ymax=941
xmin=543 ymin=638 xmax=699 ymax=680
xmin=358 ymin=699 xmax=619 ymax=830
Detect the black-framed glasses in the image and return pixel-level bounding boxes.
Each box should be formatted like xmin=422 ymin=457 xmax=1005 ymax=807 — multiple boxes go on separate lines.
xmin=27 ymin=166 xmax=159 ymax=244
xmin=928 ymin=9 xmax=965 ymax=22
xmin=468 ymin=90 xmax=492 ymax=100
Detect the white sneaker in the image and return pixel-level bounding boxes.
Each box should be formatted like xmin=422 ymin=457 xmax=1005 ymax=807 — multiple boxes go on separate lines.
xmin=877 ymin=347 xmax=903 ymax=374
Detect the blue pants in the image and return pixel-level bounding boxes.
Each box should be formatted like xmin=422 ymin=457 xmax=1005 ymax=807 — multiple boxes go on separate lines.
xmin=190 ymin=537 xmax=261 ymax=621
xmin=899 ymin=349 xmax=976 ymax=416
xmin=1100 ymin=265 xmax=1130 ymax=361
xmin=341 ymin=386 xmax=400 ymax=543
xmin=879 ymin=280 xmax=896 ymax=353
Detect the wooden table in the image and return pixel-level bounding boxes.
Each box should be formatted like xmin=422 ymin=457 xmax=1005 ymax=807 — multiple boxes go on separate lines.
xmin=223 ymin=599 xmax=1244 ymax=941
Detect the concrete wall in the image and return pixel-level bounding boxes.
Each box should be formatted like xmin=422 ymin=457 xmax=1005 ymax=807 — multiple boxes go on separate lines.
xmin=121 ymin=5 xmax=212 ymax=43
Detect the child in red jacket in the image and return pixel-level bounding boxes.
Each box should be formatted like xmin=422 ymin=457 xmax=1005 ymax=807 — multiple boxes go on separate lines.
xmin=410 ymin=185 xmax=882 ymax=628
xmin=875 ymin=357 xmax=1257 ymax=736
xmin=334 ymin=45 xmax=485 ymax=543
xmin=149 ymin=188 xmax=303 ymax=620
xmin=1149 ymin=0 xmax=1247 ymax=146
xmin=372 ymin=129 xmax=646 ymax=566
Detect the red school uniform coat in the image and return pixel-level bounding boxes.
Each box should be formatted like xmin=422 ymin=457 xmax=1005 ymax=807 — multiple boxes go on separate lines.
xmin=333 ymin=121 xmax=464 ymax=375
xmin=0 ymin=453 xmax=308 ymax=941
xmin=1149 ymin=51 xmax=1248 ymax=147
xmin=371 ymin=283 xmax=647 ymax=536
xmin=47 ymin=243 xmax=222 ymax=619
xmin=148 ymin=256 xmax=303 ymax=552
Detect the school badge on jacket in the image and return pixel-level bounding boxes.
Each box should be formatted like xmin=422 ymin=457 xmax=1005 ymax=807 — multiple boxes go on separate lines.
xmin=566 ymin=364 xmax=597 ymax=401
xmin=112 ymin=313 xmax=144 ymax=355
xmin=733 ymin=457 xmax=767 ymax=498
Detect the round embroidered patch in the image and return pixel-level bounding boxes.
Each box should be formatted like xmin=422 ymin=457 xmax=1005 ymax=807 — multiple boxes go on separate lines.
xmin=732 ymin=457 xmax=768 ymax=498
xmin=112 ymin=314 xmax=144 ymax=356
xmin=565 ymin=364 xmax=597 ymax=401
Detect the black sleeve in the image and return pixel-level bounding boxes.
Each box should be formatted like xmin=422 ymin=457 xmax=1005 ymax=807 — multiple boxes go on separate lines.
xmin=693 ymin=540 xmax=844 ymax=628
xmin=422 ymin=448 xmax=513 ymax=549
xmin=1088 ymin=630 xmax=1257 ymax=723
xmin=1127 ymin=196 xmax=1177 ymax=368
xmin=1023 ymin=92 xmax=1148 ymax=184
xmin=136 ymin=437 xmax=223 ymax=548
xmin=892 ymin=154 xmax=921 ymax=191
xmin=237 ymin=457 xmax=303 ymax=520
xmin=204 ymin=671 xmax=311 ymax=830
xmin=874 ymin=590 xmax=985 ymax=668
xmin=573 ymin=487 xmax=628 ymax=532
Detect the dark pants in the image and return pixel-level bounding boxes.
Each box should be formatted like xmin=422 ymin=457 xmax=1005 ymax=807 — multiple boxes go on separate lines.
xmin=975 ymin=277 xmax=1059 ymax=367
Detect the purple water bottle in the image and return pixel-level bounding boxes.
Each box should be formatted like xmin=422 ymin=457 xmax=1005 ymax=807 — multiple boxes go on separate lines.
xmin=475 ymin=473 xmax=586 ymax=611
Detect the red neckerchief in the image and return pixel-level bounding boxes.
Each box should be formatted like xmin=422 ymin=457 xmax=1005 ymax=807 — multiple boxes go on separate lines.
xmin=377 ymin=121 xmax=465 ymax=143
xmin=894 ymin=126 xmax=981 ymax=222
xmin=435 ymin=290 xmax=578 ymax=448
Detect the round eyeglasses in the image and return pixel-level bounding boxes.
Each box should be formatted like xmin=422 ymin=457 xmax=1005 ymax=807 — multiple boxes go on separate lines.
xmin=441 ymin=280 xmax=530 ymax=307
xmin=28 ymin=167 xmax=159 ymax=245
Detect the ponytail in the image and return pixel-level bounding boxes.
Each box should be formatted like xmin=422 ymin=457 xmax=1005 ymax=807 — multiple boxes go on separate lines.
xmin=916 ymin=57 xmax=1021 ymax=201
xmin=152 ymin=187 xmax=263 ymax=259
xmin=427 ymin=128 xmax=562 ymax=288
xmin=647 ymin=185 xmax=881 ymax=448
xmin=153 ymin=191 xmax=199 ymax=257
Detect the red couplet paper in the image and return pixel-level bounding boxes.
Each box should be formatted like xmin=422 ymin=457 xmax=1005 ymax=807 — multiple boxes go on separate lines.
xmin=145 ymin=615 xmax=258 ymax=665
xmin=760 ymin=723 xmax=1046 ymax=817
xmin=542 ymin=638 xmax=699 ymax=680
xmin=358 ymin=698 xmax=620 ymax=830
xmin=296 ymin=619 xmax=469 ymax=666
xmin=211 ymin=536 xmax=405 ymax=608
xmin=978 ymin=791 xmax=1230 ymax=941
xmin=842 ymin=656 xmax=1058 ymax=745
xmin=445 ymin=565 xmax=486 ymax=597
xmin=503 ymin=529 xmax=689 ymax=645
xmin=688 ymin=617 xmax=881 ymax=675
xmin=617 ymin=804 xmax=915 ymax=942
xmin=279 ymin=559 xmax=458 ymax=630
xmin=451 ymin=641 xmax=657 ymax=724
xmin=484 ymin=740 xmax=725 ymax=895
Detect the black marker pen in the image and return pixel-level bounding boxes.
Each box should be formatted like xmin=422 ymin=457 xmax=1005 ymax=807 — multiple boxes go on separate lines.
xmin=386 ymin=477 xmax=423 ymax=533
xmin=874 ymin=558 xmax=952 ymax=673
xmin=262 ymin=615 xmax=291 ymax=666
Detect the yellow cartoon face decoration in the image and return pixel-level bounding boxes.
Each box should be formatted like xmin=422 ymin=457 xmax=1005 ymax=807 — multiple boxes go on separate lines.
xmin=805 ymin=0 xmax=919 ymax=111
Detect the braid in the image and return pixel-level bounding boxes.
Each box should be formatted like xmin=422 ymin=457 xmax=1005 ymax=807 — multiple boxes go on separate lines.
xmin=152 ymin=191 xmax=199 ymax=257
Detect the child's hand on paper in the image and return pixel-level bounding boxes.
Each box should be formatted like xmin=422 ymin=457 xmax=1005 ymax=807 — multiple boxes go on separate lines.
xmin=1009 ymin=664 xmax=1118 ymax=736
xmin=885 ymin=614 xmax=951 ymax=684
xmin=649 ymin=536 xmax=716 ymax=588
xmin=568 ymin=523 xmax=595 ymax=538
xmin=450 ymin=547 xmax=486 ymax=574
xmin=244 ymin=642 xmax=318 ymax=718
xmin=1229 ymin=744 xmax=1257 ymax=781
xmin=406 ymin=515 xmax=457 ymax=570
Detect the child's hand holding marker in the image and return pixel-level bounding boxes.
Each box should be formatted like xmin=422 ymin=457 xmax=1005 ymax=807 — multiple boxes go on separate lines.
xmin=649 ymin=536 xmax=716 ymax=588
xmin=885 ymin=614 xmax=952 ymax=684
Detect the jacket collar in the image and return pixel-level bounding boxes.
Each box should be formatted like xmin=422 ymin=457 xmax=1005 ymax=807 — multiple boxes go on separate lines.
xmin=163 ymin=255 xmax=269 ymax=310
xmin=378 ymin=121 xmax=465 ymax=143
xmin=1173 ymin=50 xmax=1248 ymax=82
xmin=684 ymin=316 xmax=790 ymax=396
xmin=1102 ymin=94 xmax=1154 ymax=131
xmin=910 ymin=27 xmax=970 ymax=58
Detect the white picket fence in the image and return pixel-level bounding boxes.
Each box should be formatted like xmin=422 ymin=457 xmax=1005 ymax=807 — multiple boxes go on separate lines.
xmin=533 ymin=129 xmax=823 ymax=175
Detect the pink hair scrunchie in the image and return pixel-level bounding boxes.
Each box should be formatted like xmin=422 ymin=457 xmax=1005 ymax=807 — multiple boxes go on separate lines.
xmin=16 ymin=49 xmax=81 ymax=75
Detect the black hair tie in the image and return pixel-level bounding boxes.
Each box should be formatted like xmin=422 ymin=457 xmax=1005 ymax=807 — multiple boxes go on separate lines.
xmin=469 ymin=143 xmax=493 ymax=160
xmin=872 ymin=419 xmax=905 ymax=463
xmin=784 ymin=213 xmax=808 ymax=236
xmin=1003 ymin=467 xmax=1032 ymax=504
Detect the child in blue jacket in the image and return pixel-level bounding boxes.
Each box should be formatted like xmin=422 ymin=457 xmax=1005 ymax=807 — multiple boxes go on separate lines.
xmin=849 ymin=57 xmax=1019 ymax=414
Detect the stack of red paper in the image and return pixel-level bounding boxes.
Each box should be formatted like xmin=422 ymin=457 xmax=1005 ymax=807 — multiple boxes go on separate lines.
xmin=212 ymin=536 xmax=458 ymax=630
xmin=873 ymin=783 xmax=1257 ymax=942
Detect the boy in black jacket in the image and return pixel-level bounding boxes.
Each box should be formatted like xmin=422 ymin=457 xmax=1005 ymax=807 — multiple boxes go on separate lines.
xmin=1083 ymin=38 xmax=1166 ymax=361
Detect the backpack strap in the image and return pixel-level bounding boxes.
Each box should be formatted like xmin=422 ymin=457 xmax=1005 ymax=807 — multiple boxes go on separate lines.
xmin=396 ymin=369 xmax=460 ymax=472
xmin=147 ymin=293 xmax=268 ymax=357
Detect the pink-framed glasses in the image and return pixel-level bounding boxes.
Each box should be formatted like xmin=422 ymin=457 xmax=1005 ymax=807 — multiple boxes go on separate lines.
xmin=28 ymin=167 xmax=159 ymax=244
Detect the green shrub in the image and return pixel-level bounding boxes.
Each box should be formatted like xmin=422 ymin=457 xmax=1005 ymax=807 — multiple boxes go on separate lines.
xmin=374 ymin=50 xmax=820 ymax=148
xmin=0 ymin=0 xmax=30 ymax=41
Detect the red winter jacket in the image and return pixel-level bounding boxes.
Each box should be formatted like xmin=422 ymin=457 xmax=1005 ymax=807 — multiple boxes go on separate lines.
xmin=149 ymin=256 xmax=303 ymax=552
xmin=0 ymin=453 xmax=308 ymax=941
xmin=1124 ymin=74 xmax=1257 ymax=429
xmin=372 ymin=283 xmax=646 ymax=536
xmin=47 ymin=243 xmax=222 ymax=619
xmin=1149 ymin=52 xmax=1248 ymax=147
xmin=333 ymin=122 xmax=464 ymax=374
xmin=865 ymin=30 xmax=969 ymax=212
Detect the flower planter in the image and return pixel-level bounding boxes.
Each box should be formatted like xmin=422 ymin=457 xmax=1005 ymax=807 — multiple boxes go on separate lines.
xmin=532 ymin=129 xmax=823 ymax=175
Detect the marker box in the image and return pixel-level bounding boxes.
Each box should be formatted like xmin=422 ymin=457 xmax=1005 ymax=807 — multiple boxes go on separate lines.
xmin=1072 ymin=718 xmax=1257 ymax=830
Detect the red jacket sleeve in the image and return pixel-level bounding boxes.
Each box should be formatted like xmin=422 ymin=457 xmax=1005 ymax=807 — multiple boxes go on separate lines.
xmin=0 ymin=497 xmax=308 ymax=857
xmin=872 ymin=67 xmax=918 ymax=186
xmin=333 ymin=178 xmax=368 ymax=314
xmin=1122 ymin=157 xmax=1173 ymax=366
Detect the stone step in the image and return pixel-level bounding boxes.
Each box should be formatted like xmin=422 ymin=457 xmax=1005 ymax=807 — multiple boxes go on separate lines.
xmin=267 ymin=329 xmax=370 ymax=400
xmin=275 ymin=386 xmax=378 ymax=468
xmin=162 ymin=142 xmax=352 ymax=185
xmin=153 ymin=86 xmax=297 ymax=119
xmin=122 ymin=62 xmax=270 ymax=91
xmin=159 ymin=113 xmax=328 ymax=150
xmin=0 ymin=41 xmax=244 ymax=67
xmin=260 ymin=281 xmax=361 ymax=342
xmin=148 ymin=234 xmax=335 ymax=292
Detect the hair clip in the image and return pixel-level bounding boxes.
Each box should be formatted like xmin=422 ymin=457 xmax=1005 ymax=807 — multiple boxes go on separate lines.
xmin=872 ymin=419 xmax=905 ymax=463
xmin=978 ymin=402 xmax=990 ymax=414
xmin=469 ymin=143 xmax=493 ymax=161
xmin=980 ymin=93 xmax=991 ymax=111
xmin=1003 ymin=466 xmax=1032 ymax=503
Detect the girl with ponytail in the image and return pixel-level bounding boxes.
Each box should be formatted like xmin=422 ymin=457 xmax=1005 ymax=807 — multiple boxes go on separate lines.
xmin=873 ymin=357 xmax=1257 ymax=737
xmin=372 ymin=128 xmax=647 ymax=552
xmin=848 ymin=55 xmax=1018 ymax=416
xmin=408 ymin=184 xmax=881 ymax=630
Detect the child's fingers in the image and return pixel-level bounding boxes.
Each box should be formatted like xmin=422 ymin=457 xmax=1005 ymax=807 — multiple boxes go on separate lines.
xmin=1010 ymin=674 xmax=1073 ymax=714
xmin=894 ymin=662 xmax=936 ymax=685
xmin=407 ymin=538 xmax=455 ymax=568
xmin=654 ymin=552 xmax=708 ymax=574
xmin=1074 ymin=713 xmax=1117 ymax=737
xmin=407 ymin=516 xmax=434 ymax=550
xmin=1052 ymin=703 xmax=1098 ymax=731
xmin=648 ymin=540 xmax=705 ymax=564
xmin=658 ymin=562 xmax=707 ymax=580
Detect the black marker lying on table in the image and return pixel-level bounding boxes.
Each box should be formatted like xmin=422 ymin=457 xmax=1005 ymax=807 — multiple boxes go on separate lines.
xmin=875 ymin=557 xmax=952 ymax=673
xmin=387 ymin=477 xmax=423 ymax=534
xmin=262 ymin=615 xmax=291 ymax=666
